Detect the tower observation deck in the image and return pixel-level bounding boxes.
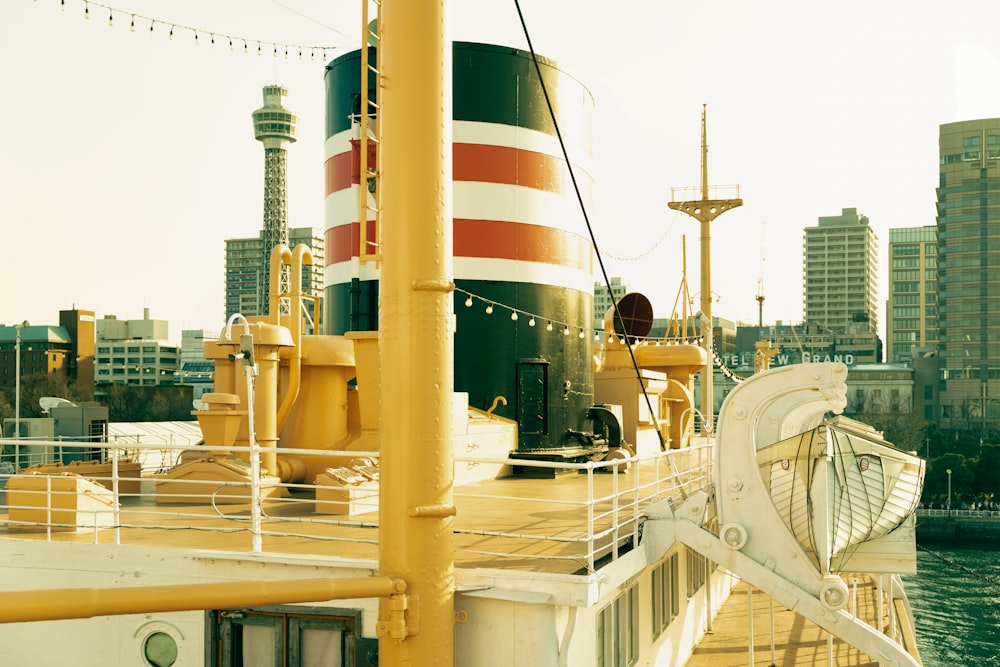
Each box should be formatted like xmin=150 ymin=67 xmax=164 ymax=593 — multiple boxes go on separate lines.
xmin=252 ymin=85 xmax=298 ymax=315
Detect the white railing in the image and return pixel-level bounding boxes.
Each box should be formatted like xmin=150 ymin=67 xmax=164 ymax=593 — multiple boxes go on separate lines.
xmin=0 ymin=439 xmax=714 ymax=573
xmin=916 ymin=508 xmax=1000 ymax=519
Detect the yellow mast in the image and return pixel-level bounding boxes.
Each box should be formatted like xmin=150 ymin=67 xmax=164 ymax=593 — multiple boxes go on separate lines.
xmin=377 ymin=1 xmax=456 ymax=665
xmin=668 ymin=105 xmax=742 ymax=433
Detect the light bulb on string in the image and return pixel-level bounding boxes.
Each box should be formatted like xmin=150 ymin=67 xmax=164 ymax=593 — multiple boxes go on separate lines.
xmin=130 ymin=14 xmax=134 ymax=31
xmin=229 ymin=38 xmax=234 ymax=50
xmin=510 ymin=311 xmax=518 ymax=321
xmin=563 ymin=326 xmax=570 ymax=336
xmin=61 ymin=0 xmax=65 ymax=12
xmin=485 ymin=304 xmax=493 ymax=315
xmin=84 ymin=2 xmax=89 ymax=19
xmin=169 ymin=26 xmax=174 ymax=40
xmin=528 ymin=317 xmax=536 ymax=327
xmin=578 ymin=330 xmax=585 ymax=339
xmin=194 ymin=32 xmax=199 ymax=44
xmin=108 ymin=11 xmax=112 ymax=26
xmin=546 ymin=321 xmax=553 ymax=332
xmin=464 ymin=295 xmax=473 ymax=308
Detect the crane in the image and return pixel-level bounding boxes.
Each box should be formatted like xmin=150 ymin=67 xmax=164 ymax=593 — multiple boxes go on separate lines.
xmin=756 ymin=220 xmax=766 ymax=327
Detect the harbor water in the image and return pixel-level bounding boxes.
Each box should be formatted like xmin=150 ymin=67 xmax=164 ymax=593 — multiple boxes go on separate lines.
xmin=904 ymin=545 xmax=1000 ymax=666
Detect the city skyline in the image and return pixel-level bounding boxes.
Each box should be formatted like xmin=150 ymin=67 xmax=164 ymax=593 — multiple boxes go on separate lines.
xmin=3 ymin=1 xmax=1000 ymax=342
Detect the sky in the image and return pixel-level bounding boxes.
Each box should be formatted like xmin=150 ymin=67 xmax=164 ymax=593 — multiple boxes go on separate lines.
xmin=3 ymin=0 xmax=1000 ymax=343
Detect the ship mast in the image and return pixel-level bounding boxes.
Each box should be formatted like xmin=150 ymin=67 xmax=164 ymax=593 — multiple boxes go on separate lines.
xmin=378 ymin=1 xmax=456 ymax=665
xmin=668 ymin=105 xmax=742 ymax=433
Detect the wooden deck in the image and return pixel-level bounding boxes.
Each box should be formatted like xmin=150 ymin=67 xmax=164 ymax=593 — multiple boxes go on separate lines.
xmin=687 ymin=579 xmax=886 ymax=667
xmin=0 ymin=447 xmax=712 ymax=576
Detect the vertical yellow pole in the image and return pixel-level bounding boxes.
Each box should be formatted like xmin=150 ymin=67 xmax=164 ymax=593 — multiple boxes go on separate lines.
xmin=698 ymin=106 xmax=714 ymax=435
xmin=378 ymin=1 xmax=455 ymax=666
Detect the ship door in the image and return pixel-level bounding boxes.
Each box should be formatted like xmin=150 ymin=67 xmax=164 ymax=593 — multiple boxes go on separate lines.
xmin=209 ymin=605 xmax=371 ymax=666
xmin=516 ymin=360 xmax=549 ymax=445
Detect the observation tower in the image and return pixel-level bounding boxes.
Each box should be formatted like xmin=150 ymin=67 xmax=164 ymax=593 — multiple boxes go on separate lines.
xmin=252 ymin=85 xmax=298 ymax=314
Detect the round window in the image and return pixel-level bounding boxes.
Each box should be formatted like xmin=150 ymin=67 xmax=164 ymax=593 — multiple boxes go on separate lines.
xmin=143 ymin=631 xmax=178 ymax=667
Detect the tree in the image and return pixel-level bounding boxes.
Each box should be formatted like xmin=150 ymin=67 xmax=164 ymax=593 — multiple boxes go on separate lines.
xmin=973 ymin=443 xmax=1000 ymax=498
xmin=0 ymin=393 xmax=11 ymax=425
xmin=924 ymin=452 xmax=974 ymax=507
xmin=871 ymin=396 xmax=927 ymax=455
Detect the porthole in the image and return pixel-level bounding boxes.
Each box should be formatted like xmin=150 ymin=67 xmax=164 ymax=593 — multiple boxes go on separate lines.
xmin=143 ymin=631 xmax=178 ymax=667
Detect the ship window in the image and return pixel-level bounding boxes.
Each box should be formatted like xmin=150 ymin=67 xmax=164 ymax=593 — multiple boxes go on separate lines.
xmin=686 ymin=547 xmax=709 ymax=598
xmin=597 ymin=581 xmax=638 ymax=667
xmin=142 ymin=631 xmax=178 ymax=667
xmin=209 ymin=606 xmax=362 ymax=667
xmin=651 ymin=552 xmax=680 ymax=638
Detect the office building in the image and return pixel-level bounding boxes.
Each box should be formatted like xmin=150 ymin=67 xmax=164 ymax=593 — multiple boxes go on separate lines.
xmin=886 ymin=226 xmax=938 ymax=364
xmin=937 ymin=118 xmax=1000 ymax=428
xmin=225 ymin=227 xmax=324 ymax=328
xmin=94 ymin=309 xmax=179 ymax=386
xmin=0 ymin=309 xmax=95 ymax=399
xmin=593 ymin=277 xmax=629 ymax=332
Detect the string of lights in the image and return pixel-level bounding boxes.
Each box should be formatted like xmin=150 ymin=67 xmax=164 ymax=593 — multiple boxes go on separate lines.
xmin=712 ymin=347 xmax=746 ymax=383
xmin=598 ymin=215 xmax=678 ymax=262
xmin=54 ymin=0 xmax=347 ymax=61
xmin=455 ymin=287 xmax=704 ymax=347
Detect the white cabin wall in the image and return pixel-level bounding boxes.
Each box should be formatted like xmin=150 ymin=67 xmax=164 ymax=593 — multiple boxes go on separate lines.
xmin=455 ymin=595 xmax=560 ymax=665
xmin=0 ymin=540 xmax=381 ymax=666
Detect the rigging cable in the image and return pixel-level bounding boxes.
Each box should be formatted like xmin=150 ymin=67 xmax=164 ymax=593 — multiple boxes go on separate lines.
xmin=512 ymin=0 xmax=667 ymax=448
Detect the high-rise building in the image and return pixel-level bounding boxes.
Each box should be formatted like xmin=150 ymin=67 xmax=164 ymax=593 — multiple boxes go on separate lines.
xmin=936 ymin=118 xmax=1000 ymax=428
xmin=225 ymin=86 xmax=323 ymax=325
xmin=802 ymin=207 xmax=880 ymax=336
xmin=225 ymin=228 xmax=325 ymax=327
xmin=886 ymin=226 xmax=938 ymax=364
xmin=593 ymin=277 xmax=629 ymax=332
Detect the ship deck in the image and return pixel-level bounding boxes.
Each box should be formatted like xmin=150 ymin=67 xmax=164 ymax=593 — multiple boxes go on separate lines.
xmin=686 ymin=579 xmax=888 ymax=667
xmin=0 ymin=442 xmax=713 ymax=576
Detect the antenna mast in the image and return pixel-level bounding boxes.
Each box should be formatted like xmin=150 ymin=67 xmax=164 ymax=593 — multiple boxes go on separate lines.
xmin=756 ymin=220 xmax=766 ymax=327
xmin=667 ymin=105 xmax=743 ymax=434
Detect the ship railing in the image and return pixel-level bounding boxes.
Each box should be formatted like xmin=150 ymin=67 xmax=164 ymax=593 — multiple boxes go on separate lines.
xmin=0 ymin=439 xmax=714 ymax=573
xmin=916 ymin=508 xmax=1000 ymax=519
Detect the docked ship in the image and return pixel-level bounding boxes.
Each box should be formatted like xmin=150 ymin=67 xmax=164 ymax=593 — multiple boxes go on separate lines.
xmin=0 ymin=2 xmax=924 ymax=665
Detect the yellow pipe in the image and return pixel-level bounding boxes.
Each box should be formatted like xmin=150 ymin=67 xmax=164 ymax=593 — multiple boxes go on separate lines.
xmin=276 ymin=244 xmax=313 ymax=432
xmin=379 ymin=1 xmax=455 ymax=664
xmin=0 ymin=576 xmax=404 ymax=624
xmin=255 ymin=339 xmax=281 ymax=475
xmin=269 ymin=244 xmax=293 ymax=323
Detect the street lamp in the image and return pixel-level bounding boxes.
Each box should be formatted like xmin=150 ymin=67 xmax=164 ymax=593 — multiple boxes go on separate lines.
xmin=946 ymin=468 xmax=953 ymax=517
xmin=13 ymin=320 xmax=28 ymax=469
